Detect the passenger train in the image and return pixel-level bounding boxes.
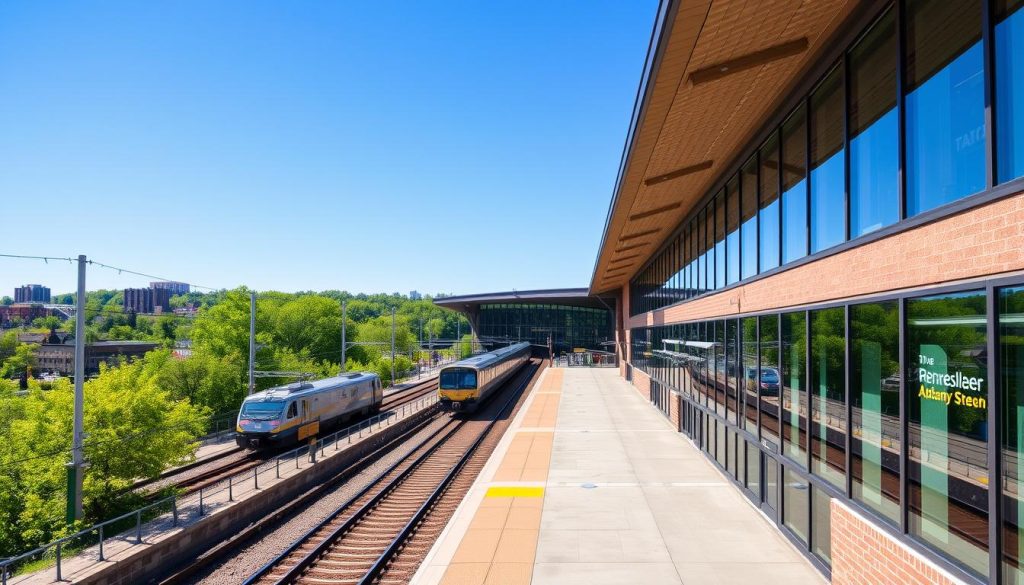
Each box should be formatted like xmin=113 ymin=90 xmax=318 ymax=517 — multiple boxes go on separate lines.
xmin=438 ymin=342 xmax=531 ymax=412
xmin=235 ymin=372 xmax=383 ymax=449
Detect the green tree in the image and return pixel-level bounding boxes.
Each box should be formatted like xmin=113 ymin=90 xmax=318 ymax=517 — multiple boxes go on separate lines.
xmin=0 ymin=296 xmax=13 ymax=306
xmin=0 ymin=361 xmax=207 ymax=556
xmin=273 ymin=296 xmax=342 ymax=362
xmin=31 ymin=316 xmax=63 ymax=332
xmin=0 ymin=344 xmax=36 ymax=379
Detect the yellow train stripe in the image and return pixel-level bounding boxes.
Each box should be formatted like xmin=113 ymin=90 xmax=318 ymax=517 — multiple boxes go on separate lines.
xmin=485 ymin=486 xmax=544 ymax=498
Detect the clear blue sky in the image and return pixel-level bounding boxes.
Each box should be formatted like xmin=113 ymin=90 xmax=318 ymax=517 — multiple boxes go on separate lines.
xmin=0 ymin=1 xmax=656 ymax=297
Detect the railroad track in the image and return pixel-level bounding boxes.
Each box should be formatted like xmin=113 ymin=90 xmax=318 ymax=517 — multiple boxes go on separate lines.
xmin=137 ymin=378 xmax=439 ymax=498
xmin=242 ymin=360 xmax=541 ymax=585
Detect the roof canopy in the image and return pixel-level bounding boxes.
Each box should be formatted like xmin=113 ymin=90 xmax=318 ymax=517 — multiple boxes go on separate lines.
xmin=433 ymin=288 xmax=614 ymax=313
xmin=590 ymin=0 xmax=855 ymax=294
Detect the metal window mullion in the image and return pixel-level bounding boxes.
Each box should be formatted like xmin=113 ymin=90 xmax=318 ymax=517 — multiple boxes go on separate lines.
xmin=757 ymin=316 xmax=763 ymax=441
xmin=843 ymin=51 xmax=852 ymax=243
xmin=844 ymin=304 xmax=853 ymax=499
xmin=804 ymin=98 xmax=812 ymax=258
xmin=986 ymin=283 xmax=1001 ymax=584
xmin=898 ymin=297 xmax=908 ymax=534
xmin=983 ymin=0 xmax=996 ymax=190
xmin=896 ymin=0 xmax=907 ymax=221
xmin=805 ymin=310 xmax=812 ymax=470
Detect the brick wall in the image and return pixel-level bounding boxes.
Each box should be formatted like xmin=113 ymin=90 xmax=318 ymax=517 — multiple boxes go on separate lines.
xmin=632 ymin=368 xmax=651 ymax=401
xmin=629 ymin=192 xmax=1024 ymax=329
xmin=669 ymin=391 xmax=681 ymax=431
xmin=830 ymin=500 xmax=968 ymax=585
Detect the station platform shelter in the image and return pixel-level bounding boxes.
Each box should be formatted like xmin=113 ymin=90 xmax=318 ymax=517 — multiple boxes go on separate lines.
xmin=411 ymin=367 xmax=825 ymax=585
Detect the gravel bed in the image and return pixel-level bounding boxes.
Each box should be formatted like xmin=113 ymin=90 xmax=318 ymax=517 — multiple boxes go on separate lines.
xmin=183 ymin=414 xmax=453 ymax=584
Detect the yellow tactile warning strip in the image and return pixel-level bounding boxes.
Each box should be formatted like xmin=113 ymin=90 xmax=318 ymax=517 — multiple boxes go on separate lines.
xmin=484 ymin=486 xmax=544 ymax=498
xmin=437 ymin=367 xmax=563 ymax=585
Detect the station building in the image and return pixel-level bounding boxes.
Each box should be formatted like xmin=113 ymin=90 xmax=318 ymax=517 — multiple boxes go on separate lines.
xmin=589 ymin=0 xmax=1024 ymax=583
xmin=441 ymin=0 xmax=1024 ymax=583
xmin=434 ymin=289 xmax=617 ymax=356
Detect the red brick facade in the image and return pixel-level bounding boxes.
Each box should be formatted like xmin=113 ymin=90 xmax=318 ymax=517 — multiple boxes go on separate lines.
xmin=669 ymin=391 xmax=681 ymax=431
xmin=627 ymin=192 xmax=1024 ymax=330
xmin=632 ymin=368 xmax=651 ymax=401
xmin=830 ymin=500 xmax=967 ymax=585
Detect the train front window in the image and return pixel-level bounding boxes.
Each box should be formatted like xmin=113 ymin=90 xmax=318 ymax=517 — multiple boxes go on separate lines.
xmin=440 ymin=369 xmax=477 ymax=389
xmin=241 ymin=401 xmax=284 ymax=420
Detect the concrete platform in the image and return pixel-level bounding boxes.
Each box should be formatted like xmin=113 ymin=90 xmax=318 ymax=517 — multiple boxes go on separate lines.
xmin=412 ymin=367 xmax=825 ymax=585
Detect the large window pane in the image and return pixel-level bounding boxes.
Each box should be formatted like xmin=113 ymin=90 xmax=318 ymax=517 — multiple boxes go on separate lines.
xmin=810 ymin=307 xmax=846 ymax=488
xmin=997 ymin=0 xmax=1024 ymax=182
xmin=810 ymin=67 xmax=846 ymax=253
xmin=782 ymin=106 xmax=809 ymax=264
xmin=715 ymin=194 xmax=726 ymax=290
xmin=725 ymin=179 xmax=740 ymax=286
xmin=851 ymin=301 xmax=901 ymax=524
xmin=715 ymin=320 xmax=727 ymax=417
xmin=760 ymin=135 xmax=781 ymax=272
xmin=905 ymin=0 xmax=985 ymax=216
xmin=742 ymin=316 xmax=759 ymax=433
xmin=1001 ymin=286 xmax=1024 ymax=583
xmin=727 ymin=319 xmax=739 ymax=424
xmin=741 ymin=157 xmax=759 ymax=280
xmin=907 ymin=290 xmax=988 ymax=577
xmin=760 ymin=315 xmax=781 ymax=446
xmin=812 ymin=486 xmax=833 ymax=566
xmin=850 ymin=9 xmax=899 ymax=237
xmin=746 ymin=441 xmax=761 ymax=496
xmin=782 ymin=311 xmax=808 ymax=465
xmin=784 ymin=467 xmax=810 ymax=544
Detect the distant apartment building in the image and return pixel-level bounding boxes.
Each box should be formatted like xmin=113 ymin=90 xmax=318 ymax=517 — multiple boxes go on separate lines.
xmin=14 ymin=284 xmax=50 ymax=303
xmin=35 ymin=340 xmax=159 ymax=376
xmin=409 ymin=290 xmax=422 ymax=300
xmin=149 ymin=281 xmax=190 ymax=295
xmin=124 ymin=287 xmax=172 ymax=314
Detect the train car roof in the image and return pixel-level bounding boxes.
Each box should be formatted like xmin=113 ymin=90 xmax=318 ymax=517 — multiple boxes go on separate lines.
xmin=442 ymin=342 xmax=531 ymax=371
xmin=243 ymin=371 xmax=378 ymax=403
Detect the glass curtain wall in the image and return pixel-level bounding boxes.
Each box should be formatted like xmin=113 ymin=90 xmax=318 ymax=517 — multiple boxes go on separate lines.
xmin=629 ymin=282 xmax=1024 ymax=579
xmin=628 ymin=0 xmax=1023 ymax=318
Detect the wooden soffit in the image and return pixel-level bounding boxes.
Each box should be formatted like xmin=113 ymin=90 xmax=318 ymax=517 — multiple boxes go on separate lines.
xmin=590 ymin=0 xmax=856 ymax=294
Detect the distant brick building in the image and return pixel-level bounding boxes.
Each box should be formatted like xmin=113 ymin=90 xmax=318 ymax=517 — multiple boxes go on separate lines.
xmin=35 ymin=340 xmax=159 ymax=376
xmin=149 ymin=281 xmax=190 ymax=295
xmin=0 ymin=304 xmax=57 ymax=328
xmin=14 ymin=285 xmax=50 ymax=304
xmin=124 ymin=288 xmax=172 ymax=314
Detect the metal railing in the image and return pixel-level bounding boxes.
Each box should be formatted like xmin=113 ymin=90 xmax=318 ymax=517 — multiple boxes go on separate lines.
xmin=0 ymin=394 xmax=439 ymax=585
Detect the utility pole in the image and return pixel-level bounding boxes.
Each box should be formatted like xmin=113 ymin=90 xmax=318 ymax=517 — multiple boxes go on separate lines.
xmin=67 ymin=255 xmax=86 ymax=523
xmin=457 ymin=319 xmax=461 ymax=357
xmin=340 ymin=300 xmax=347 ymax=372
xmin=390 ymin=307 xmax=396 ymax=386
xmin=248 ymin=291 xmax=256 ymax=395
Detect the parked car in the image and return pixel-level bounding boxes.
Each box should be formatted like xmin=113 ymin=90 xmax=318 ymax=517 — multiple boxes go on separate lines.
xmin=746 ymin=367 xmax=780 ymax=396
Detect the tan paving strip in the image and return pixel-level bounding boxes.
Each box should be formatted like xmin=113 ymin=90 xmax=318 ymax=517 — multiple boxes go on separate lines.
xmin=438 ymin=369 xmax=561 ymax=585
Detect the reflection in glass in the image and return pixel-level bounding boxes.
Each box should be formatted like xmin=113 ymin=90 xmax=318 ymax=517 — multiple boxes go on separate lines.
xmin=760 ymin=315 xmax=781 ymax=446
xmin=997 ymin=0 xmax=1024 ymax=183
xmin=747 ymin=441 xmax=761 ymax=497
xmin=715 ymin=194 xmax=726 ymax=290
xmin=741 ymin=157 xmax=759 ymax=280
xmin=782 ymin=312 xmax=808 ymax=465
xmin=726 ymin=178 xmax=740 ymax=286
xmin=810 ymin=67 xmax=846 ymax=253
xmin=905 ymin=0 xmax=985 ymax=216
xmin=1000 ymin=286 xmax=1024 ymax=583
xmin=782 ymin=106 xmax=808 ymax=264
xmin=907 ymin=290 xmax=988 ymax=577
xmin=849 ymin=9 xmax=898 ymax=237
xmin=851 ymin=301 xmax=901 ymax=524
xmin=784 ymin=467 xmax=810 ymax=544
xmin=810 ymin=307 xmax=846 ymax=488
xmin=760 ymin=135 xmax=781 ymax=272
xmin=727 ymin=319 xmax=739 ymax=424
xmin=742 ymin=317 xmax=759 ymax=433
xmin=812 ymin=486 xmax=833 ymax=566
xmin=715 ymin=321 xmax=727 ymax=417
